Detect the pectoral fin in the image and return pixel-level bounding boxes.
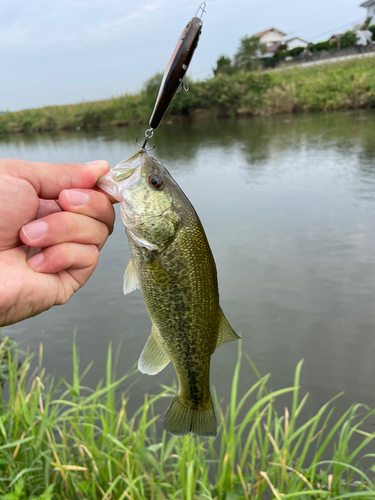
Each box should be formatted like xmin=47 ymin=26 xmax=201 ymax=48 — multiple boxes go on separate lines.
xmin=216 ymin=308 xmax=240 ymax=349
xmin=123 ymin=260 xmax=139 ymax=295
xmin=143 ymin=250 xmax=171 ymax=290
xmin=138 ymin=325 xmax=170 ymax=375
xmin=127 ymin=229 xmax=159 ymax=251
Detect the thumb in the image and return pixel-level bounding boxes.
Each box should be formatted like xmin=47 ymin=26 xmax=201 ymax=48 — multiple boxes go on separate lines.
xmin=4 ymin=159 xmax=109 ymax=199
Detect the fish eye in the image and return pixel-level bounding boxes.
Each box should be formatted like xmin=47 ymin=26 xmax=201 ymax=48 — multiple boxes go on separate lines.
xmin=148 ymin=174 xmax=164 ymax=190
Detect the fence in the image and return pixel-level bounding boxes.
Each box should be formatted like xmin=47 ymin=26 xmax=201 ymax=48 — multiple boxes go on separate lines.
xmin=278 ymin=43 xmax=375 ymax=69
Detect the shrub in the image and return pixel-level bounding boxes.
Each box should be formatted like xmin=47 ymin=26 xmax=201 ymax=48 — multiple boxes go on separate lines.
xmin=307 ymin=40 xmax=337 ymax=52
xmin=341 ymin=30 xmax=359 ymax=49
xmin=289 ymin=46 xmax=306 ymax=57
xmin=213 ymin=55 xmax=235 ymax=77
xmin=274 ymin=49 xmax=288 ymax=61
xmin=263 ymin=83 xmax=299 ymax=113
xmin=313 ymin=41 xmax=331 ymax=52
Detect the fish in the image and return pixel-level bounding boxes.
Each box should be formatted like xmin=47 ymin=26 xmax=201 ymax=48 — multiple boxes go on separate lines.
xmin=97 ymin=150 xmax=239 ymax=437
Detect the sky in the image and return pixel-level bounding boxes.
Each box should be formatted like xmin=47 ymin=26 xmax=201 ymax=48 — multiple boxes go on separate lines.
xmin=0 ymin=0 xmax=367 ymax=111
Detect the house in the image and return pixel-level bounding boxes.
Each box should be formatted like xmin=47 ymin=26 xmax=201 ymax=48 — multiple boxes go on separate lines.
xmin=253 ymin=28 xmax=287 ymax=56
xmin=253 ymin=29 xmax=309 ymax=57
xmin=329 ymin=34 xmax=343 ymax=43
xmin=356 ymin=29 xmax=373 ymax=44
xmin=253 ymin=27 xmax=287 ymax=48
xmin=330 ymin=29 xmax=372 ymax=47
xmin=284 ymin=36 xmax=309 ymax=50
xmin=360 ymin=0 xmax=375 ymax=23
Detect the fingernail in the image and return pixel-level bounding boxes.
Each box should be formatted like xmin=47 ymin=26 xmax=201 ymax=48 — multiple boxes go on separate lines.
xmin=27 ymin=251 xmax=45 ymax=270
xmin=65 ymin=189 xmax=89 ymax=207
xmin=86 ymin=160 xmax=108 ymax=166
xmin=22 ymin=221 xmax=48 ymax=241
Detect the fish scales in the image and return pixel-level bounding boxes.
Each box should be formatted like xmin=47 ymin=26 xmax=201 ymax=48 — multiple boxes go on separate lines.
xmin=97 ymin=150 xmax=239 ymax=437
xmin=129 ymin=210 xmax=218 ymax=406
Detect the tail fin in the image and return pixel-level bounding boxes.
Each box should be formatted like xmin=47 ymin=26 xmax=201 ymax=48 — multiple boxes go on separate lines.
xmin=164 ymin=395 xmax=217 ymax=438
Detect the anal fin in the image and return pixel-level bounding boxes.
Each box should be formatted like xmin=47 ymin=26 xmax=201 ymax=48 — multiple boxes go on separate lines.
xmin=216 ymin=308 xmax=240 ymax=349
xmin=138 ymin=325 xmax=170 ymax=375
xmin=123 ymin=259 xmax=139 ymax=295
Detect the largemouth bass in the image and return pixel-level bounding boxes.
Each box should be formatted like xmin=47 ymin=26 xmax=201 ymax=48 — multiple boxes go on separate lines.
xmin=97 ymin=150 xmax=239 ymax=437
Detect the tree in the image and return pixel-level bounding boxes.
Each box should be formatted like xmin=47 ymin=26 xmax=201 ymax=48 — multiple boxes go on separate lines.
xmin=141 ymin=72 xmax=163 ymax=109
xmin=369 ymin=25 xmax=375 ymax=41
xmin=361 ymin=16 xmax=373 ymax=30
xmin=213 ymin=55 xmax=234 ymax=77
xmin=340 ymin=30 xmax=359 ymax=49
xmin=233 ymin=36 xmax=266 ymax=72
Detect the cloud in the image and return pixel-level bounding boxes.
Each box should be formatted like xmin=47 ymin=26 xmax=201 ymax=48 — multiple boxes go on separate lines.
xmin=0 ymin=0 xmax=168 ymax=50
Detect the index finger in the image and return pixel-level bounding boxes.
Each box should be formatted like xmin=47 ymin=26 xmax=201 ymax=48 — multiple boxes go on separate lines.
xmin=2 ymin=158 xmax=110 ymax=199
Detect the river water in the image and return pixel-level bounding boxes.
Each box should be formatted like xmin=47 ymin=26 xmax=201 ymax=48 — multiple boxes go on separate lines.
xmin=1 ymin=111 xmax=375 ymax=424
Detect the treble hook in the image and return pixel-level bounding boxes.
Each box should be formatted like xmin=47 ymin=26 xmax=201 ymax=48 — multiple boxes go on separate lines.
xmin=176 ymin=79 xmax=190 ymax=94
xmin=136 ymin=128 xmax=155 ymax=151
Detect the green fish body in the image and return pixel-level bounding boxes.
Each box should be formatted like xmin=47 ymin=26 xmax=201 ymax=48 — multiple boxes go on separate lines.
xmin=97 ymin=150 xmax=238 ymax=437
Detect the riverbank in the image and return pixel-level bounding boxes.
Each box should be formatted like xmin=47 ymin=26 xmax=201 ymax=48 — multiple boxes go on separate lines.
xmin=0 ymin=337 xmax=374 ymax=499
xmin=1 ymin=57 xmax=375 ymax=136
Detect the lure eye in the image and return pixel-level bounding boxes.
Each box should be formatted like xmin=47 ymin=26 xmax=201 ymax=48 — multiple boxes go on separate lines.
xmin=148 ymin=174 xmax=164 ymax=190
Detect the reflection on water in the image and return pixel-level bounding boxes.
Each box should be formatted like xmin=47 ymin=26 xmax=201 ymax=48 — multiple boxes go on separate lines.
xmin=1 ymin=110 xmax=375 ymax=427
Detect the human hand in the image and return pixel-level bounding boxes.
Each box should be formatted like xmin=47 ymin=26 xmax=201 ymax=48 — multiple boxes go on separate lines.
xmin=0 ymin=158 xmax=115 ymax=327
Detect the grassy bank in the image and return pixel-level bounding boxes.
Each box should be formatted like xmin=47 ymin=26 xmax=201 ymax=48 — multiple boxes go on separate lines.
xmin=0 ymin=337 xmax=374 ymax=499
xmin=1 ymin=57 xmax=375 ymax=136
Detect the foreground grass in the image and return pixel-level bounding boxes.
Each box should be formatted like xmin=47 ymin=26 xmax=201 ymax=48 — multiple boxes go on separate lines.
xmin=0 ymin=337 xmax=374 ymax=500
xmin=1 ymin=57 xmax=375 ymax=135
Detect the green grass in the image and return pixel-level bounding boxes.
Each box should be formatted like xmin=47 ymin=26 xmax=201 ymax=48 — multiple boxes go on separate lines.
xmin=1 ymin=57 xmax=375 ymax=136
xmin=0 ymin=336 xmax=374 ymax=499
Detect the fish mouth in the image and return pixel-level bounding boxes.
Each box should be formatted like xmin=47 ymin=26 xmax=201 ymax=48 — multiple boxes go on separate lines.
xmin=96 ymin=174 xmax=123 ymax=202
xmin=96 ymin=151 xmax=146 ymax=201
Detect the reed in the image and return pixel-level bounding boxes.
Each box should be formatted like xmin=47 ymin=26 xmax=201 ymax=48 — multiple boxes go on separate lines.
xmin=0 ymin=336 xmax=374 ymax=499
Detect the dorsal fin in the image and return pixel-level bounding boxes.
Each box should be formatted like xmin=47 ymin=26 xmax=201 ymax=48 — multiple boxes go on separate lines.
xmin=123 ymin=260 xmax=139 ymax=295
xmin=138 ymin=325 xmax=170 ymax=375
xmin=216 ymin=308 xmax=240 ymax=349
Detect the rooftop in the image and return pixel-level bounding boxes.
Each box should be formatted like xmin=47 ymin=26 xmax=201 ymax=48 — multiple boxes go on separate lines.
xmin=285 ymin=36 xmax=309 ymax=44
xmin=360 ymin=0 xmax=375 ymax=7
xmin=253 ymin=27 xmax=288 ymax=38
xmin=267 ymin=41 xmax=282 ymax=52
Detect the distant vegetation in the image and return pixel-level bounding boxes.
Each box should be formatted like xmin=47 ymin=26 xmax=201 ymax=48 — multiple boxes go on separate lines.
xmin=0 ymin=336 xmax=375 ymax=499
xmin=262 ymin=30 xmax=369 ymax=68
xmin=1 ymin=57 xmax=375 ymax=136
xmin=213 ymin=36 xmax=266 ymax=75
xmin=214 ymin=29 xmax=373 ymax=71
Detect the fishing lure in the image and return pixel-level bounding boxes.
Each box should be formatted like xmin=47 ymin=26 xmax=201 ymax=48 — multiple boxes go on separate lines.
xmin=137 ymin=1 xmax=208 ymax=151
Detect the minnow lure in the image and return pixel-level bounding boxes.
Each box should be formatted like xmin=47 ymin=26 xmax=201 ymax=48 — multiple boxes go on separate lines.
xmin=137 ymin=2 xmax=208 ymax=151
